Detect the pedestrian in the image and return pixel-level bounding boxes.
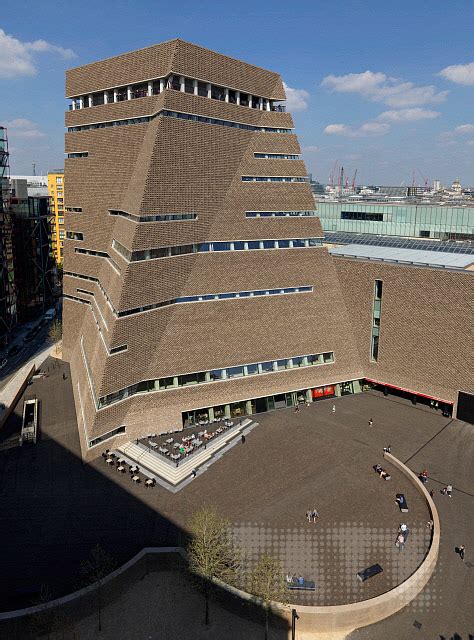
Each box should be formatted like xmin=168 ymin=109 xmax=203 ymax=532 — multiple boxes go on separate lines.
xmin=312 ymin=509 xmax=319 ymax=522
xmin=383 ymin=445 xmax=391 ymax=454
xmin=446 ymin=484 xmax=453 ymax=498
xmin=294 ymin=404 xmax=300 ymax=413
xmin=241 ymin=434 xmax=246 ymax=444
xmin=429 ymin=489 xmax=434 ymax=498
xmin=306 ymin=510 xmax=312 ymax=523
xmin=426 ymin=520 xmax=434 ymax=530
xmin=368 ymin=418 xmax=373 ymax=427
xmin=191 ymin=469 xmax=197 ymax=478
xmin=332 ymin=404 xmax=336 ymax=413
xmin=459 ymin=545 xmax=465 ymax=561
xmin=396 ymin=533 xmax=405 ymax=552
xmin=62 ymin=372 xmax=66 ymax=380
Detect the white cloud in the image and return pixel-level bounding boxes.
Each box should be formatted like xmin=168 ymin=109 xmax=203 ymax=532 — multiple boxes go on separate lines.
xmin=321 ymin=70 xmax=448 ymax=107
xmin=453 ymin=124 xmax=474 ymax=134
xmin=0 ymin=28 xmax=76 ymax=79
xmin=283 ymin=82 xmax=309 ymax=111
xmin=439 ymin=62 xmax=474 ymax=86
xmin=5 ymin=119 xmax=46 ymax=139
xmin=302 ymin=145 xmax=320 ymax=153
xmin=324 ymin=121 xmax=389 ymax=137
xmin=377 ymin=108 xmax=440 ymax=122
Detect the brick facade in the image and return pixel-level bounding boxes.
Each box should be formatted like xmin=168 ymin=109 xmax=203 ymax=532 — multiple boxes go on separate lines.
xmin=63 ymin=40 xmax=473 ymax=459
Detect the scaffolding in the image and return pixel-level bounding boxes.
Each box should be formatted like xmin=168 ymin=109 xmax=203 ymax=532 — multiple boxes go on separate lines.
xmin=0 ymin=127 xmax=17 ymax=345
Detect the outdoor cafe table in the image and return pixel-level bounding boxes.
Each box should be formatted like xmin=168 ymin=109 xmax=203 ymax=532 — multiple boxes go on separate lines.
xmin=165 ymin=438 xmax=173 ymax=444
xmin=106 ymin=458 xmax=114 ymax=465
xmin=159 ymin=447 xmax=169 ymax=454
xmin=173 ymin=443 xmax=180 ymax=449
xmin=170 ymin=454 xmax=180 ymax=461
xmin=132 ymin=475 xmax=140 ymax=483
xmin=192 ymin=439 xmax=202 ymax=446
xmin=117 ymin=465 xmax=125 ymax=473
xmin=149 ymin=442 xmax=158 ymax=448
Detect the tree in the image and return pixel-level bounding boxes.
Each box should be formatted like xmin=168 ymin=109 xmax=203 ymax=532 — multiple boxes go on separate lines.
xmin=30 ymin=584 xmax=77 ymax=639
xmin=187 ymin=506 xmax=240 ymax=626
xmin=248 ymin=554 xmax=288 ymax=640
xmin=48 ymin=319 xmax=62 ymax=355
xmin=80 ymin=544 xmax=116 ymax=633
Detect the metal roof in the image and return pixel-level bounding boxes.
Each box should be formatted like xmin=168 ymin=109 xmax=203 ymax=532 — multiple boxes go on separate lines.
xmin=329 ymin=244 xmax=474 ymax=270
xmin=324 ymin=232 xmax=474 ymax=255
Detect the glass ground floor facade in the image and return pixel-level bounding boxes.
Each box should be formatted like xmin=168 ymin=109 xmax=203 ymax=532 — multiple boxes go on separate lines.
xmin=182 ymin=379 xmax=363 ymax=426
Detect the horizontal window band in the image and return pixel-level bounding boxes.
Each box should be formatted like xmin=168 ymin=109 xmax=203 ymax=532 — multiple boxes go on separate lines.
xmin=74 ymin=248 xmax=121 ymax=274
xmin=97 ymin=351 xmax=335 ymax=409
xmin=66 ymin=152 xmax=88 ymax=158
xmin=65 ymin=207 xmax=82 ymax=212
xmin=242 ymin=176 xmax=308 ymax=183
xmin=67 ymin=109 xmax=293 ymax=134
xmin=112 ymin=237 xmax=323 ymax=263
xmin=109 ymin=210 xmax=197 ymax=223
xmin=246 ymin=211 xmax=317 ymax=217
xmin=254 ymin=153 xmax=300 ymax=160
xmin=64 ymin=271 xmax=313 ymax=319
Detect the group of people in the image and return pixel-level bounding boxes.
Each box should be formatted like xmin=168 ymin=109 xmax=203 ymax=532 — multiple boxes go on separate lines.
xmin=419 ymin=469 xmax=429 ymax=484
xmin=305 ymin=509 xmax=319 ymax=522
xmin=374 ymin=464 xmax=391 ymax=480
xmin=286 ymin=573 xmax=305 ymax=585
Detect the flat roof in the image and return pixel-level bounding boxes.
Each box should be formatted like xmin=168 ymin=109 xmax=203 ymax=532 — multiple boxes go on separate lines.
xmin=329 ymin=244 xmax=474 ymax=270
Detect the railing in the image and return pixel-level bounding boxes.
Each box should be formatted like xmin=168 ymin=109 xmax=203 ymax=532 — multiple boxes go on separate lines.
xmin=270 ymin=105 xmax=286 ymax=112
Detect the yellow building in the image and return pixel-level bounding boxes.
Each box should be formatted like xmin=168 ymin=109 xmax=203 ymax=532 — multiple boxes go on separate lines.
xmin=47 ymin=171 xmax=65 ymax=263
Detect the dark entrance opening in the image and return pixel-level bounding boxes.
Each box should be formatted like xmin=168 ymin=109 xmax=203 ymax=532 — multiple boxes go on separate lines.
xmin=255 ymin=397 xmax=268 ymax=414
xmin=457 ymin=391 xmax=474 ymax=424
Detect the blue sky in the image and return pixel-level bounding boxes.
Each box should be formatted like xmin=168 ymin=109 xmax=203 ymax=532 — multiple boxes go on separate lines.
xmin=2 ymin=0 xmax=474 ymax=185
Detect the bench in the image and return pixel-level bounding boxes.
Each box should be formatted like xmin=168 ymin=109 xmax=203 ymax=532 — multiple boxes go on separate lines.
xmin=288 ymin=580 xmax=316 ymax=591
xmin=357 ymin=564 xmax=383 ymax=582
xmin=396 ymin=493 xmax=408 ymax=513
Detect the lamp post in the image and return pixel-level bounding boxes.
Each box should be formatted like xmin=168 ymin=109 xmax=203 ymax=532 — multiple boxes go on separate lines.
xmin=291 ymin=608 xmax=299 ymax=639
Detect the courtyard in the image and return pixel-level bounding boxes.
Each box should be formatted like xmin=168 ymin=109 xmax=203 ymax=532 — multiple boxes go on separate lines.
xmin=0 ymin=357 xmax=472 ymax=637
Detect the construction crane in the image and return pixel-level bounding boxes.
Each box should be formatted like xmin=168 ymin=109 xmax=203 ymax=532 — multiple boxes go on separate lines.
xmin=329 ymin=160 xmax=339 ymax=188
xmin=351 ymin=169 xmax=358 ymax=192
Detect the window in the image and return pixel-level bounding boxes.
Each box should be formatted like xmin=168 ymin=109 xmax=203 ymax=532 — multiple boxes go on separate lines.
xmin=66 ymin=231 xmax=84 ymax=241
xmin=56 ymin=177 xmax=63 ymax=185
xmin=184 ymin=78 xmax=194 ymax=94
xmin=370 ymin=280 xmax=383 ymax=361
xmin=341 ymin=211 xmax=383 ymax=221
xmin=227 ymin=366 xmax=244 ymax=378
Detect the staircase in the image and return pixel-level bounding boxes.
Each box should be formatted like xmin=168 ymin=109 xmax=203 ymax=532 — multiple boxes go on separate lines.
xmin=115 ymin=418 xmax=254 ymax=489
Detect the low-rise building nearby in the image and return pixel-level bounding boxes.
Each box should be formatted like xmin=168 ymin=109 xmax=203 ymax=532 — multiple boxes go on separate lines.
xmin=316 ymin=200 xmax=474 ymax=241
xmin=48 ymin=171 xmax=65 ymax=264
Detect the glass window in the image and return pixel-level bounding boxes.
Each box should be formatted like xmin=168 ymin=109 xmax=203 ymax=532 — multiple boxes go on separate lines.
xmin=292 ymin=356 xmax=304 ymax=367
xmin=214 ymin=242 xmax=231 ymax=251
xmin=247 ymin=241 xmax=260 ymax=249
xmin=230 ymin=401 xmax=246 ymax=418
xmin=276 ymin=359 xmax=288 ymax=370
xmin=227 ymin=366 xmax=244 ymax=378
xmin=159 ymin=377 xmax=175 ymax=390
xmin=233 ymin=242 xmax=245 ymax=250
xmin=277 ymin=240 xmax=290 ymax=248
xmin=263 ymin=240 xmax=275 ymax=249
xmin=260 ymin=361 xmax=274 ymax=373
xmin=323 ymin=352 xmax=334 ymax=363
xmin=246 ymin=363 xmax=258 ymax=375
xmin=197 ymin=81 xmax=208 ymax=97
xmin=209 ymin=369 xmax=224 ymax=381
xmin=184 ymin=78 xmax=194 ymax=94
xmin=292 ymin=239 xmax=305 ymax=247
xmin=240 ymin=93 xmax=249 ymax=106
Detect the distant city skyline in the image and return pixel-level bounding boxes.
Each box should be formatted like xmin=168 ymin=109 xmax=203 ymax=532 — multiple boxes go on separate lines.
xmin=1 ymin=0 xmax=474 ymax=184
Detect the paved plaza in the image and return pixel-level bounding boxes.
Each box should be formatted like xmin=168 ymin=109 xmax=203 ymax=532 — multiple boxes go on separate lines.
xmin=0 ymin=357 xmax=472 ymax=638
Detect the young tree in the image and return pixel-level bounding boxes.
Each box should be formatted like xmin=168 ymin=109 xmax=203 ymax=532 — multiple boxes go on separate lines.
xmin=48 ymin=319 xmax=62 ymax=355
xmin=187 ymin=506 xmax=240 ymax=626
xmin=80 ymin=544 xmax=116 ymax=632
xmin=248 ymin=554 xmax=288 ymax=640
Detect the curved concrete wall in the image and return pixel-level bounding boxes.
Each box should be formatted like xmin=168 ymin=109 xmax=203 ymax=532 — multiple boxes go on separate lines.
xmin=0 ymin=456 xmax=439 ymax=636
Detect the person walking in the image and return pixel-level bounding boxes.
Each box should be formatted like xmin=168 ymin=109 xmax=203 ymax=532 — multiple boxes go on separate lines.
xmin=396 ymin=533 xmax=405 ymax=552
xmin=446 ymin=484 xmax=453 ymax=497
xmin=459 ymin=545 xmax=465 ymax=561
xmin=306 ymin=510 xmax=312 ymax=523
xmin=241 ymin=434 xmax=246 ymax=444
xmin=368 ymin=418 xmax=373 ymax=427
xmin=332 ymin=404 xmax=336 ymax=413
xmin=312 ymin=509 xmax=319 ymax=522
xmin=429 ymin=489 xmax=435 ymax=498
